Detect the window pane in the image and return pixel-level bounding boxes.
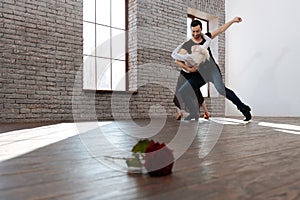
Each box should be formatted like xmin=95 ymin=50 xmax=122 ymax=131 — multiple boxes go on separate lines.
xmin=83 ymin=0 xmax=95 ymax=22
xmin=112 ymin=60 xmax=126 ymax=91
xmin=97 ymin=58 xmax=111 ymax=90
xmin=83 ymin=0 xmax=127 ymax=91
xmin=201 ymin=20 xmax=208 ymax=33
xmin=187 ymin=17 xmax=192 ymax=39
xmin=83 ymin=56 xmax=96 ymax=90
xmin=83 ymin=22 xmax=95 ymax=56
xmin=111 ymin=29 xmax=126 ymax=60
xmin=96 ymin=25 xmax=111 ymax=58
xmin=96 ymin=0 xmax=110 ymax=26
xmin=111 ymin=0 xmax=125 ymax=29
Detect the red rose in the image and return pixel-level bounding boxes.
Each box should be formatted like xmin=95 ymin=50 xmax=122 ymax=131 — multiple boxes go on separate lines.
xmin=144 ymin=140 xmax=174 ymax=176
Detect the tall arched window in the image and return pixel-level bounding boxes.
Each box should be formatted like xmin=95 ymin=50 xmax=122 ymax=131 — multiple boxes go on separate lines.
xmin=83 ymin=0 xmax=128 ymax=91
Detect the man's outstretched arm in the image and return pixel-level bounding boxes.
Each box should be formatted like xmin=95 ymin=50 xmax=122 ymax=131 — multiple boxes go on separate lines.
xmin=211 ymin=17 xmax=242 ymax=39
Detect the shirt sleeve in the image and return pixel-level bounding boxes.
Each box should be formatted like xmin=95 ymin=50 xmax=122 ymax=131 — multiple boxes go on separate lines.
xmin=171 ymin=43 xmax=188 ymax=62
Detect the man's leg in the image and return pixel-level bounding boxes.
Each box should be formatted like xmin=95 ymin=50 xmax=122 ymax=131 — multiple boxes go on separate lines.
xmin=203 ymin=63 xmax=252 ymax=121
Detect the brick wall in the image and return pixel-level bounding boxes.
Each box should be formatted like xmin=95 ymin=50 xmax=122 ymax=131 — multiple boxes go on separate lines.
xmin=1 ymin=0 xmax=225 ymax=123
xmin=1 ymin=0 xmax=83 ymax=123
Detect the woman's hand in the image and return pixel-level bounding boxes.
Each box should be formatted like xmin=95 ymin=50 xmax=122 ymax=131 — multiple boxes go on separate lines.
xmin=188 ymin=66 xmax=198 ymax=73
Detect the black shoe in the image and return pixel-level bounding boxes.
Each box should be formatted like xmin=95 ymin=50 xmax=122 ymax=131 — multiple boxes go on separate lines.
xmin=241 ymin=105 xmax=252 ymax=121
xmin=243 ymin=110 xmax=252 ymax=121
xmin=184 ymin=114 xmax=199 ymax=121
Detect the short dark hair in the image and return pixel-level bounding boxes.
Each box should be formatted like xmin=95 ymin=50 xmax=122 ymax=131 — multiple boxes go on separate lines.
xmin=191 ymin=20 xmax=202 ymax=29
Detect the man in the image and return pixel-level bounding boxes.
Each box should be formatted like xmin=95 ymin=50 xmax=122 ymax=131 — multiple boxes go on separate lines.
xmin=176 ymin=17 xmax=252 ymax=121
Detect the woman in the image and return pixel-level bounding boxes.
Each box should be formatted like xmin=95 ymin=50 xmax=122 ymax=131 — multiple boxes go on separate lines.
xmin=173 ymin=71 xmax=209 ymax=120
xmin=171 ymin=36 xmax=211 ymax=120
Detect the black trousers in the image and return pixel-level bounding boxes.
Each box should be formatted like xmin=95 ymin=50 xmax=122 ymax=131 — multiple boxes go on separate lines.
xmin=179 ymin=59 xmax=247 ymax=116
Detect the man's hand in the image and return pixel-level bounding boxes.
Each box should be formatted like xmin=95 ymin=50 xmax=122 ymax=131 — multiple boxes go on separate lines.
xmin=233 ymin=16 xmax=242 ymax=23
xmin=211 ymin=16 xmax=243 ymax=39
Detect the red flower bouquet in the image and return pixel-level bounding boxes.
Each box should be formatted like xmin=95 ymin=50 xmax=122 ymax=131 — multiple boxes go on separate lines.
xmin=144 ymin=140 xmax=174 ymax=176
xmin=126 ymin=139 xmax=174 ymax=176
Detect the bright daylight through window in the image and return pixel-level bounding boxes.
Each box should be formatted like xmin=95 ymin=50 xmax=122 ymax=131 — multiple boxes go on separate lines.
xmin=83 ymin=0 xmax=127 ymax=91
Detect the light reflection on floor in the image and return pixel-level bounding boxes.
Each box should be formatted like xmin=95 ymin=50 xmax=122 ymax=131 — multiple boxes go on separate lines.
xmin=210 ymin=118 xmax=300 ymax=135
xmin=0 ymin=121 xmax=112 ymax=162
xmin=259 ymin=121 xmax=300 ymax=135
xmin=208 ymin=117 xmax=248 ymax=125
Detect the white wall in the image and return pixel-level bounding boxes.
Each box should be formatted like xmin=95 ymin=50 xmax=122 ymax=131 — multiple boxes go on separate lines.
xmin=225 ymin=0 xmax=300 ymax=117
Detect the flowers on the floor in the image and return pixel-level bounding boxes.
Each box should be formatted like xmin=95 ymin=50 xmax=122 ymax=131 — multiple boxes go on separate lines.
xmin=126 ymin=139 xmax=174 ymax=176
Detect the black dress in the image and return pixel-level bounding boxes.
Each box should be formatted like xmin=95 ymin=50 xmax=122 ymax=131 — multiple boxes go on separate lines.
xmin=173 ymin=70 xmax=205 ymax=112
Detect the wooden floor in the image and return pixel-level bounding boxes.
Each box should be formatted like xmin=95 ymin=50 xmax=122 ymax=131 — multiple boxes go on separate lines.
xmin=0 ymin=117 xmax=300 ymax=200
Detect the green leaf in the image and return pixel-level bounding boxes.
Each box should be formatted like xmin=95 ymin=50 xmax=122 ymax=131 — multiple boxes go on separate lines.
xmin=126 ymin=155 xmax=143 ymax=167
xmin=131 ymin=139 xmax=151 ymax=153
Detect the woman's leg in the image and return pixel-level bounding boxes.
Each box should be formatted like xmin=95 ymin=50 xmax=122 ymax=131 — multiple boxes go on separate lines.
xmin=173 ymin=95 xmax=183 ymax=120
xmin=193 ymin=73 xmax=209 ymax=119
xmin=178 ymin=73 xmax=205 ymax=120
xmin=201 ymin=101 xmax=210 ymax=119
xmin=173 ymin=70 xmax=197 ymax=120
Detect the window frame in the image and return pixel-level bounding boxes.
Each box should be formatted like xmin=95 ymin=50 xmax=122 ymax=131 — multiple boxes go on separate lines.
xmin=82 ymin=0 xmax=129 ymax=92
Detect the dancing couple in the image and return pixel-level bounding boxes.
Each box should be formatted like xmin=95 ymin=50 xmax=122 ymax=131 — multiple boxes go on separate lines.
xmin=172 ymin=17 xmax=252 ymax=121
